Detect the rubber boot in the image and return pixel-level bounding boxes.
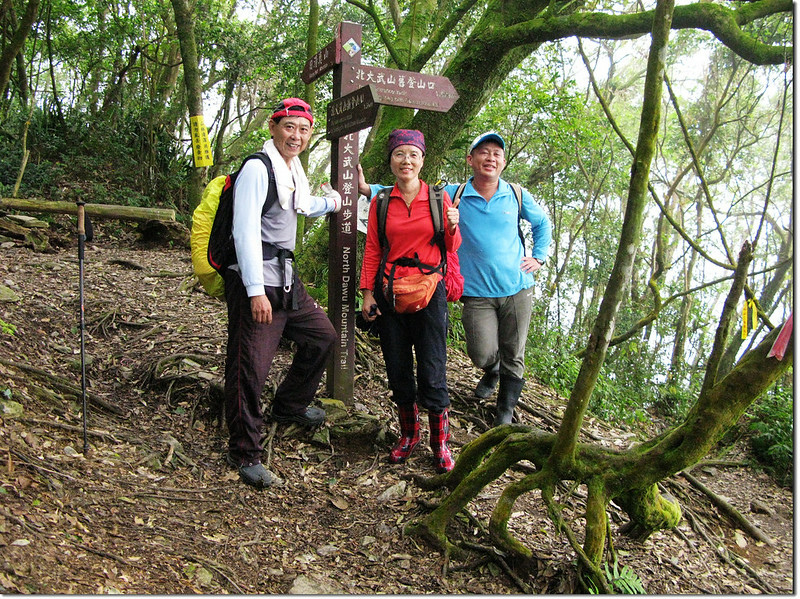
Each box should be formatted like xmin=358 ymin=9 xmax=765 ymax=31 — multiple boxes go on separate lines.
xmin=474 ymin=362 xmax=500 ymax=398
xmin=389 ymin=404 xmax=420 ymax=463
xmin=429 ymin=408 xmax=454 ymax=473
xmin=494 ymin=374 xmax=524 ymax=426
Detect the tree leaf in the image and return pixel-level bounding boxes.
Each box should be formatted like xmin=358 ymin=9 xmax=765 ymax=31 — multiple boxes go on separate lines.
xmin=329 ymin=496 xmax=349 ymax=510
xmin=734 ymin=530 xmax=747 ymax=548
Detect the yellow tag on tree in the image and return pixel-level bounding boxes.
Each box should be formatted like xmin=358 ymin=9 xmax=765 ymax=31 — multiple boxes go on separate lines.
xmin=742 ymin=298 xmax=757 ymax=339
xmin=190 ymin=115 xmax=214 ymax=167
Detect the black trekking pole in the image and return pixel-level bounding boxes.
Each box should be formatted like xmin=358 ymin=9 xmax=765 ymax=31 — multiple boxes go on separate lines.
xmin=77 ymin=199 xmax=89 ymax=455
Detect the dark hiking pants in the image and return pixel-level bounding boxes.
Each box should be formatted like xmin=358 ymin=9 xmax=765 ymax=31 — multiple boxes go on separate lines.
xmin=224 ymin=270 xmax=336 ymax=465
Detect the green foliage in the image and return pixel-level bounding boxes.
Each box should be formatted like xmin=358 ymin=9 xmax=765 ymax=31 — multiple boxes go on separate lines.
xmin=447 ymin=301 xmax=465 ymax=349
xmin=586 ymin=560 xmax=646 ymax=594
xmin=652 ymin=383 xmax=696 ymax=422
xmin=525 ymin=318 xmax=581 ymax=395
xmin=586 ymin=369 xmax=650 ymax=425
xmin=591 ymin=339 xmax=660 ymax=422
xmin=0 ymin=319 xmax=16 ymax=336
xmin=0 ymin=108 xmax=190 ymax=211
xmin=598 ymin=561 xmax=646 ymax=594
xmin=747 ymin=383 xmax=793 ymax=487
xmin=526 ymin=311 xmax=650 ymax=425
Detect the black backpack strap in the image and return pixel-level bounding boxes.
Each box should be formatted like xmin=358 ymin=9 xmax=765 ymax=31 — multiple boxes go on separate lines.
xmin=375 ymin=188 xmax=391 ymax=251
xmin=510 ymin=183 xmax=522 ymax=211
xmin=246 ymin=152 xmax=298 ymax=307
xmin=374 ymin=188 xmax=392 ymax=298
xmin=452 ymin=182 xmax=467 ymax=208
xmin=232 ymin=152 xmax=277 ymax=216
xmin=428 ymin=184 xmax=447 ymax=275
xmin=429 ymin=185 xmax=444 ymax=237
xmin=232 ymin=152 xmax=281 ymax=262
xmin=509 ymin=182 xmax=526 ymax=257
xmin=207 ymin=152 xmax=281 ymax=276
xmin=257 ymin=153 xmax=278 ymax=216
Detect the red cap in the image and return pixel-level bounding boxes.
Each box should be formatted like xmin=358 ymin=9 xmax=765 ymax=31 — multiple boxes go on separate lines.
xmin=270 ymin=97 xmax=314 ymax=126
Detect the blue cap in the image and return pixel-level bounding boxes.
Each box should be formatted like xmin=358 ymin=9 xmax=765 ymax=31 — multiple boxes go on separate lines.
xmin=469 ymin=131 xmax=505 ymax=153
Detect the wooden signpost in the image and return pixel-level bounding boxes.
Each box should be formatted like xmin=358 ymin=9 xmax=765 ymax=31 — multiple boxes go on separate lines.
xmin=302 ymin=21 xmax=458 ymax=401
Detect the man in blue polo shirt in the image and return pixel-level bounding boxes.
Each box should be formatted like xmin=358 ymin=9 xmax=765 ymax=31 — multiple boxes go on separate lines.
xmin=447 ymin=132 xmax=551 ymax=425
xmin=359 ymin=131 xmax=552 ymax=426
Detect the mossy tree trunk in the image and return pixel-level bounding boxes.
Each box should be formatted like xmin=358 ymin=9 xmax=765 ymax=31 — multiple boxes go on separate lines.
xmin=295 ymin=0 xmax=320 ymax=249
xmin=0 ymin=0 xmax=40 ymax=101
xmin=550 ymin=0 xmax=675 ymax=471
xmin=170 ymin=0 xmax=205 ymax=211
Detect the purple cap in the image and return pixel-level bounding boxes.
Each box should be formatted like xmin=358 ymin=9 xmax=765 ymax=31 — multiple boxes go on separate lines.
xmin=388 ymin=129 xmax=426 ymax=155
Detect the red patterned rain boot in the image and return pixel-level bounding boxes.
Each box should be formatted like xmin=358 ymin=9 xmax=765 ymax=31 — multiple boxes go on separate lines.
xmin=429 ymin=408 xmax=454 ymax=473
xmin=389 ymin=404 xmax=420 ymax=464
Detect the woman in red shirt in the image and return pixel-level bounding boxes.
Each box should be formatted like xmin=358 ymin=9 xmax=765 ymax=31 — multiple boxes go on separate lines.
xmin=359 ymin=129 xmax=461 ymax=473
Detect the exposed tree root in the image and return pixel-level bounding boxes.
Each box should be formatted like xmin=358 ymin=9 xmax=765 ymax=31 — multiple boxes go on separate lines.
xmin=489 ymin=470 xmax=547 ymax=559
xmin=681 ymin=469 xmax=774 ymax=545
xmin=695 ymin=459 xmax=750 ymax=468
xmin=9 ymin=447 xmax=77 ymax=482
xmin=21 ymin=417 xmax=123 ymax=442
xmin=614 ymin=483 xmax=682 ymax=541
xmin=263 ymin=422 xmax=278 ymax=469
xmin=684 ymin=507 xmax=775 ymax=593
xmin=0 ymin=357 xmax=127 ymax=416
xmin=540 ymin=486 xmax=611 ymax=593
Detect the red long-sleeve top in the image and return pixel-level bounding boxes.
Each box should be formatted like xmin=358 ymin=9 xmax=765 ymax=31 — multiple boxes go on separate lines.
xmin=359 ymin=181 xmax=461 ymax=291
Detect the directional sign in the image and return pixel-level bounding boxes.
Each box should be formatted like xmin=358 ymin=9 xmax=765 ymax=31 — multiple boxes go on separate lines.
xmin=326 ymin=85 xmax=379 ymax=140
xmin=301 ymin=39 xmax=340 ymax=84
xmin=344 ymin=64 xmax=459 ymax=112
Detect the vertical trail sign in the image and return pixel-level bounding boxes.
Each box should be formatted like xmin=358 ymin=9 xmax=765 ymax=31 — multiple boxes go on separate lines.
xmin=303 ymin=21 xmax=364 ymax=402
xmin=302 ymin=21 xmax=458 ymax=402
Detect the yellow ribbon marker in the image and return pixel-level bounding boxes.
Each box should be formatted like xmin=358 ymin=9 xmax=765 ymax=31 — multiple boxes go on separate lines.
xmin=742 ymin=298 xmax=757 ymax=339
xmin=189 ymin=115 xmax=214 ymax=168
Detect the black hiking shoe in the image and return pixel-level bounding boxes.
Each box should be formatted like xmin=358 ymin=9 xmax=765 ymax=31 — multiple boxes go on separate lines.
xmin=226 ymin=454 xmax=280 ymax=490
xmin=474 ymin=363 xmax=500 ymax=399
xmin=271 ymin=406 xmax=326 ymax=427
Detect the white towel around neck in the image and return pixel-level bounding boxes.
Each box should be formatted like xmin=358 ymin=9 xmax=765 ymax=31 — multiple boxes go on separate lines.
xmin=262 ymin=139 xmax=311 ymax=211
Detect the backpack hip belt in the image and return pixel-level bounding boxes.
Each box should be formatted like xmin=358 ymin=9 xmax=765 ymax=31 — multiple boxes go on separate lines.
xmin=261 ymin=241 xmax=298 ymax=308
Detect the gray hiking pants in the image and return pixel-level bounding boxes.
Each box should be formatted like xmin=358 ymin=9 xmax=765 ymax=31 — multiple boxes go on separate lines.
xmin=461 ymin=287 xmax=533 ymax=380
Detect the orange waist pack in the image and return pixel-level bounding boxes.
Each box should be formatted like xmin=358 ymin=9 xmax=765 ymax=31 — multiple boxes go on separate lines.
xmin=384 ymin=273 xmax=438 ymax=314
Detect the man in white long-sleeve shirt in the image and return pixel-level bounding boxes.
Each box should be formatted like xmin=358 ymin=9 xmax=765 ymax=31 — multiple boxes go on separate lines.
xmin=224 ymin=97 xmax=342 ymax=489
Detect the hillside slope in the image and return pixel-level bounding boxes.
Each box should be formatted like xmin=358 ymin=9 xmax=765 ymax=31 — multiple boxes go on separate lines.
xmin=0 ymin=221 xmax=792 ymax=593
